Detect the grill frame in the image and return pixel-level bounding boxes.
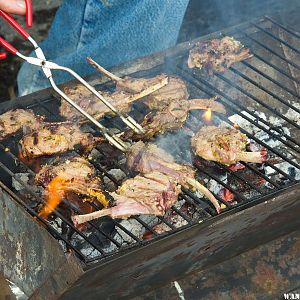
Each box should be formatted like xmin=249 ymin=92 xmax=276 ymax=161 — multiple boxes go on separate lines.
xmin=1 ymin=15 xmax=300 ymax=298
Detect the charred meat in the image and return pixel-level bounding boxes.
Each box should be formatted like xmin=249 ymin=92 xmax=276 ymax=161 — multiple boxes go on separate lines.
xmin=188 ymin=36 xmax=252 ymax=74
xmin=60 ymin=85 xmax=133 ymax=120
xmin=20 ymin=123 xmax=103 ymax=158
xmin=123 ymin=97 xmax=226 ymax=141
xmin=36 ymin=155 xmax=108 ymax=218
xmin=127 ymin=141 xmax=220 ymax=213
xmin=117 ymin=75 xmax=189 ymax=110
xmin=87 ymin=58 xmax=189 ymax=110
xmin=0 ymin=109 xmax=44 ymax=141
xmin=59 ymin=74 xmax=168 ymax=121
xmin=191 ymin=125 xmax=267 ymax=165
xmin=73 ymin=171 xmax=181 ymax=223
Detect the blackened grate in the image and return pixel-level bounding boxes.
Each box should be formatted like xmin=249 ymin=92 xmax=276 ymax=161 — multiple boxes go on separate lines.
xmin=0 ymin=16 xmax=299 ymax=265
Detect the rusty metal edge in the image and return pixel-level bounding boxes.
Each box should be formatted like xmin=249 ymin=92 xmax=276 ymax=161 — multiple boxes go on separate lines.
xmin=60 ymin=183 xmax=300 ymax=299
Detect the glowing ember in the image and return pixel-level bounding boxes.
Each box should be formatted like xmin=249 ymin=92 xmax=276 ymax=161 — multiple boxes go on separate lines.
xmin=218 ymin=188 xmax=235 ymax=202
xmin=203 ymin=108 xmax=212 ymax=123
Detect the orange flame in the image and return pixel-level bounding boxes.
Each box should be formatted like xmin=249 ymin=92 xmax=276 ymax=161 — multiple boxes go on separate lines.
xmin=39 ymin=177 xmax=67 ymax=219
xmin=203 ymin=108 xmax=212 ymax=123
xmin=38 ymin=176 xmax=109 ymax=220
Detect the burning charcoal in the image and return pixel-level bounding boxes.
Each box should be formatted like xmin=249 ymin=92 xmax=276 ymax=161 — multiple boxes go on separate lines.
xmin=19 ymin=123 xmax=105 ymax=159
xmin=86 ymin=217 xmax=116 ymax=248
xmin=191 ymin=125 xmax=267 ymax=165
xmin=12 ymin=173 xmax=31 ymax=191
xmin=188 ymin=36 xmax=252 ymax=74
xmin=0 ymin=109 xmax=44 ymax=141
xmin=122 ymin=97 xmax=226 ymax=141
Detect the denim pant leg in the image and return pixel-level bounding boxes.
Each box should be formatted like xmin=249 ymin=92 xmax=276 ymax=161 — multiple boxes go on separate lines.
xmin=17 ymin=0 xmax=189 ymax=96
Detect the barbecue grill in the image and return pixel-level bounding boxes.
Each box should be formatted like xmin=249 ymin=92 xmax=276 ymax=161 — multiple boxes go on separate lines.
xmin=1 ymin=16 xmax=300 ymax=299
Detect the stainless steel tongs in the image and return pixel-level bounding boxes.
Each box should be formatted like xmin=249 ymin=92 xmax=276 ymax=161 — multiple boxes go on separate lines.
xmin=0 ymin=9 xmax=144 ymax=152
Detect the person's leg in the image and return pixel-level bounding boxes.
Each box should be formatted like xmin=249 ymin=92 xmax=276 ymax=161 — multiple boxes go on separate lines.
xmin=17 ymin=0 xmax=189 ymax=96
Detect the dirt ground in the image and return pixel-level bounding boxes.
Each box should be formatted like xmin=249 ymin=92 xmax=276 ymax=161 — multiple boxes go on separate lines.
xmin=1 ymin=0 xmax=300 ymax=102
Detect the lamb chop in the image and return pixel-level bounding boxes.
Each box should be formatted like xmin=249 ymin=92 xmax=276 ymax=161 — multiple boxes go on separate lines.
xmin=59 ymin=75 xmax=168 ymax=121
xmin=36 ymin=155 xmax=108 ymax=218
xmin=127 ymin=141 xmax=220 ymax=213
xmin=191 ymin=125 xmax=267 ymax=165
xmin=20 ymin=123 xmax=104 ymax=159
xmin=73 ymin=141 xmax=221 ymax=224
xmin=88 ymin=57 xmax=189 ymax=109
xmin=0 ymin=109 xmax=44 ymax=141
xmin=72 ymin=171 xmax=181 ymax=224
xmin=188 ymin=36 xmax=252 ymax=74
xmin=123 ymin=97 xmax=226 ymax=141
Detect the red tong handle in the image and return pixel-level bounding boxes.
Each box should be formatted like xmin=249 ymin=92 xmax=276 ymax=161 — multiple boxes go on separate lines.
xmin=25 ymin=0 xmax=33 ymax=28
xmin=0 ymin=0 xmax=32 ymax=59
xmin=0 ymin=37 xmax=17 ymax=55
xmin=0 ymin=52 xmax=7 ymax=60
xmin=0 ymin=10 xmax=30 ymax=39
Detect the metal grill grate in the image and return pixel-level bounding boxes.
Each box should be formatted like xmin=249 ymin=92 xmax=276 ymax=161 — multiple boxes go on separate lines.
xmin=0 ymin=16 xmax=299 ymax=265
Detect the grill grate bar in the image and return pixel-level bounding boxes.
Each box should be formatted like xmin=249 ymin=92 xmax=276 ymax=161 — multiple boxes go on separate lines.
xmin=176 ymin=66 xmax=300 ymax=172
xmin=224 ymin=66 xmax=300 ymax=118
xmin=180 ymin=191 xmax=219 ymax=213
xmin=239 ymin=162 xmax=280 ymax=188
xmin=239 ymin=30 xmax=300 ymax=71
xmin=183 ymin=122 xmax=269 ymax=194
xmin=265 ymin=16 xmax=300 ymax=39
xmin=252 ymin=22 xmax=300 ymax=55
xmin=34 ymin=97 xmax=193 ymax=233
xmin=0 ymin=143 xmax=124 ymax=250
xmin=264 ymin=161 xmax=296 ymax=181
xmin=240 ymin=60 xmax=300 ymax=101
xmin=170 ymin=206 xmax=193 ymax=223
xmin=0 ymin=16 xmax=299 ymax=263
xmin=177 ymin=65 xmax=300 ymax=152
xmin=250 ymin=50 xmax=300 ymax=85
xmin=0 ymin=160 xmax=108 ymax=257
xmin=219 ymin=163 xmax=266 ymax=194
xmin=195 ymin=163 xmax=247 ymax=202
xmin=0 ymin=181 xmax=87 ymax=262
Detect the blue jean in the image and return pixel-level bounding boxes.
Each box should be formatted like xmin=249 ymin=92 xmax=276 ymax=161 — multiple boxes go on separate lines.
xmin=17 ymin=0 xmax=189 ymax=96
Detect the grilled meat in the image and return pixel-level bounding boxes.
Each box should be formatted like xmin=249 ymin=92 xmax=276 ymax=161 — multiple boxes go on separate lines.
xmin=60 ymin=85 xmax=132 ymax=120
xmin=127 ymin=141 xmax=220 ymax=213
xmin=0 ymin=109 xmax=44 ymax=141
xmin=59 ymin=74 xmax=168 ymax=121
xmin=123 ymin=97 xmax=226 ymax=141
xmin=117 ymin=75 xmax=189 ymax=110
xmin=191 ymin=125 xmax=267 ymax=165
xmin=36 ymin=155 xmax=102 ymax=194
xmin=188 ymin=36 xmax=252 ymax=74
xmin=73 ymin=171 xmax=181 ymax=223
xmin=20 ymin=123 xmax=103 ymax=158
xmin=87 ymin=58 xmax=189 ymax=110
xmin=36 ymin=155 xmax=108 ymax=218
xmin=73 ymin=141 xmax=221 ymax=224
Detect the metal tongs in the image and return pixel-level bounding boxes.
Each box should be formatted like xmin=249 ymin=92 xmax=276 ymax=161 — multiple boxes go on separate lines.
xmin=0 ymin=2 xmax=144 ymax=152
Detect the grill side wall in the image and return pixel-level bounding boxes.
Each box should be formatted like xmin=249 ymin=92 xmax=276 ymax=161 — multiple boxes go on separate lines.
xmin=60 ymin=184 xmax=300 ymax=300
xmin=0 ymin=185 xmax=83 ymax=299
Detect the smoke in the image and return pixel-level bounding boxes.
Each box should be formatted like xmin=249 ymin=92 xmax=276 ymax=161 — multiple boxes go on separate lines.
xmin=178 ymin=0 xmax=300 ymax=43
